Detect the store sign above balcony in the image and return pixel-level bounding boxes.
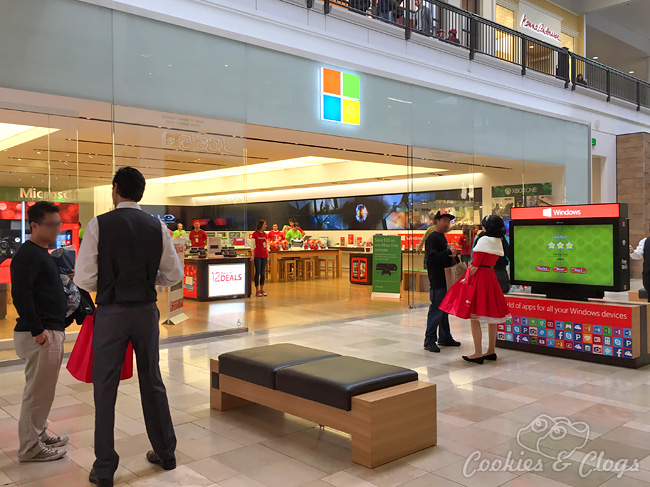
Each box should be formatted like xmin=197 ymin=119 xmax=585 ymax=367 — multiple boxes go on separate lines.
xmin=518 ymin=1 xmax=562 ymax=45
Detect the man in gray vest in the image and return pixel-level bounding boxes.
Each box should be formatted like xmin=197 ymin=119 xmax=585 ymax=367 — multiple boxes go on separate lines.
xmin=75 ymin=167 xmax=183 ymax=487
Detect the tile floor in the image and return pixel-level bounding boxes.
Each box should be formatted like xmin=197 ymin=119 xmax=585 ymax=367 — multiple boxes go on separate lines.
xmin=1 ymin=309 xmax=650 ymax=487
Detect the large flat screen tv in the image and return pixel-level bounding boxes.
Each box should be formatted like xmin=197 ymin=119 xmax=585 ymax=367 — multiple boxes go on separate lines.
xmin=510 ymin=204 xmax=629 ymax=300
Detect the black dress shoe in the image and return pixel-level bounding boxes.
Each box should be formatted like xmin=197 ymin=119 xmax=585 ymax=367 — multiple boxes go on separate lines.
xmin=89 ymin=468 xmax=113 ymax=487
xmin=462 ymin=355 xmax=485 ymax=364
xmin=146 ymin=450 xmax=176 ymax=471
xmin=438 ymin=339 xmax=461 ymax=347
xmin=424 ymin=343 xmax=441 ymax=353
xmin=483 ymin=353 xmax=497 ymax=361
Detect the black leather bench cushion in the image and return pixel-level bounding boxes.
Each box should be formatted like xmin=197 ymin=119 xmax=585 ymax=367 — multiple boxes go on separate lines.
xmin=218 ymin=344 xmax=340 ymax=389
xmin=640 ymin=288 xmax=648 ymax=299
xmin=275 ymin=356 xmax=418 ymax=410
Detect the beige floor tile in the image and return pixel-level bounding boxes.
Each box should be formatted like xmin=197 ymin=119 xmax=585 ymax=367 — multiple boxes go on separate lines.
xmin=9 ymin=467 xmax=90 ymax=487
xmin=398 ymin=473 xmax=465 ymax=487
xmin=534 ymin=461 xmax=616 ymax=487
xmin=599 ymin=427 xmax=650 ymax=453
xmin=435 ymin=458 xmax=518 ymax=487
xmin=215 ymin=444 xmax=290 ymax=475
xmin=345 ymin=460 xmax=428 ymax=487
xmin=186 ymin=457 xmax=240 ymax=482
xmin=248 ymin=458 xmax=326 ymax=487
xmin=2 ymin=455 xmax=80 ymax=485
xmin=129 ymin=464 xmax=212 ymax=487
xmin=322 ymin=471 xmax=377 ymax=486
xmin=177 ymin=434 xmax=242 ymax=460
xmin=441 ymin=404 xmax=502 ymax=423
xmin=296 ymin=440 xmax=354 ymax=475
xmin=218 ymin=474 xmax=267 ymax=487
xmin=500 ymin=472 xmax=572 ymax=486
xmin=48 ymin=403 xmax=95 ymax=423
xmin=599 ymin=475 xmax=650 ymax=487
xmin=401 ymin=448 xmax=465 ymax=473
xmin=48 ymin=415 xmax=96 ymax=436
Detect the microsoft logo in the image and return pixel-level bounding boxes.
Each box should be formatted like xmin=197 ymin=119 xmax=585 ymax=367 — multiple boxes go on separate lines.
xmin=321 ymin=67 xmax=360 ymax=125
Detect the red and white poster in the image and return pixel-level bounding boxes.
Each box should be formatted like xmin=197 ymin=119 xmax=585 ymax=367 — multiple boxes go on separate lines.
xmin=164 ymin=238 xmax=188 ymax=325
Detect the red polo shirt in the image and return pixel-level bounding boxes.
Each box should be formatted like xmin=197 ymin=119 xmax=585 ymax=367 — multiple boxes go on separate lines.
xmin=189 ymin=229 xmax=207 ymax=247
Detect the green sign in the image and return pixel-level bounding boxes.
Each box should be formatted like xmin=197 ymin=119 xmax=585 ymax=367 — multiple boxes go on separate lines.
xmin=372 ymin=235 xmax=402 ymax=295
xmin=491 ymin=183 xmax=552 ymax=198
xmin=0 ymin=186 xmax=77 ymax=202
xmin=592 ymin=138 xmax=597 ymax=147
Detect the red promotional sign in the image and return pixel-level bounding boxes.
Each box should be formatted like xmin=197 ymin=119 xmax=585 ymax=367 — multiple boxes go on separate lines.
xmin=510 ymin=204 xmax=620 ymax=221
xmin=505 ymin=296 xmax=632 ymax=329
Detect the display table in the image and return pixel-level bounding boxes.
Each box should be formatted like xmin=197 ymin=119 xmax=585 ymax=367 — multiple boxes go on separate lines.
xmin=267 ymin=249 xmax=342 ymax=283
xmin=499 ymin=294 xmax=650 ymax=368
xmin=183 ymin=257 xmax=252 ymax=301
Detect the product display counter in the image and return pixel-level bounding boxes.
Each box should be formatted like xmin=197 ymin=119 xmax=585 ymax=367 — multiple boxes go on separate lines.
xmin=499 ymin=294 xmax=650 ymax=368
xmin=183 ymin=257 xmax=252 ymax=301
xmin=267 ymin=249 xmax=342 ymax=283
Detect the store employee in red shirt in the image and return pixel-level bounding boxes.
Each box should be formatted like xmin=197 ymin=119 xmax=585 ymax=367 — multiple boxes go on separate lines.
xmin=189 ymin=221 xmax=207 ymax=248
xmin=267 ymin=223 xmax=284 ymax=242
xmin=251 ymin=220 xmax=269 ymax=297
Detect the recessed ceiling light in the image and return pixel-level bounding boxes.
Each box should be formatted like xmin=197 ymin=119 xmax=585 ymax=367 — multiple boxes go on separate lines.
xmin=629 ymin=71 xmax=635 ymax=74
xmin=593 ymin=56 xmax=599 ymax=60
xmin=0 ymin=123 xmax=59 ymax=151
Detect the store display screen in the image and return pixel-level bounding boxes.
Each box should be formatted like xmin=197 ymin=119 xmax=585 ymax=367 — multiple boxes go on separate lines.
xmin=513 ymin=224 xmax=614 ymax=286
xmin=208 ymin=264 xmax=246 ymax=297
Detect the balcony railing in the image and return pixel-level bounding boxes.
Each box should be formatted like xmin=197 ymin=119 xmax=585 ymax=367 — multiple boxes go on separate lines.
xmin=314 ymin=0 xmax=650 ymax=112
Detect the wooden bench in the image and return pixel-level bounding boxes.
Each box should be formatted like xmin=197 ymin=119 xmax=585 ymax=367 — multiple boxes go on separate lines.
xmin=402 ymin=269 xmax=430 ymax=292
xmin=210 ymin=344 xmax=437 ymax=468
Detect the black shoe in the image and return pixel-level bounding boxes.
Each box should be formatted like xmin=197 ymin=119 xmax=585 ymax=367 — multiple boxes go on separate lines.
xmin=438 ymin=339 xmax=461 ymax=347
xmin=483 ymin=353 xmax=497 ymax=361
xmin=146 ymin=450 xmax=176 ymax=471
xmin=89 ymin=468 xmax=113 ymax=487
xmin=424 ymin=343 xmax=441 ymax=353
xmin=462 ymin=355 xmax=485 ymax=364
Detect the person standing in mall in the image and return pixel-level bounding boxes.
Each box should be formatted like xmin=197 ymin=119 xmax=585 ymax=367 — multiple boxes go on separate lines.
xmin=12 ymin=201 xmax=69 ymax=463
xmin=189 ymin=220 xmax=208 ymax=248
xmin=251 ymin=219 xmax=269 ymax=297
xmin=267 ymin=223 xmax=284 ymax=242
xmin=423 ymin=211 xmax=461 ymax=352
xmin=172 ymin=222 xmax=186 ymax=239
xmin=75 ymin=167 xmax=183 ymax=487
xmin=417 ymin=211 xmax=437 ymax=265
xmin=630 ymin=231 xmax=650 ymax=301
xmin=285 ymin=221 xmax=303 ymax=242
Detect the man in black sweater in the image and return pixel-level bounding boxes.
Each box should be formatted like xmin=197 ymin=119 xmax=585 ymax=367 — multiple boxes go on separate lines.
xmin=424 ymin=211 xmax=461 ymax=352
xmin=12 ymin=201 xmax=69 ymax=462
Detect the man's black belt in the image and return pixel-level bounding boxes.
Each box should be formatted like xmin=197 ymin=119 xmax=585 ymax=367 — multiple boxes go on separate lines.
xmin=480 ymin=265 xmax=494 ymax=269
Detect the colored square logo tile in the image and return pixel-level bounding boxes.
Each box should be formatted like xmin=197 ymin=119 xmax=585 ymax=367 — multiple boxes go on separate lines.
xmin=624 ymin=349 xmax=633 ymax=359
xmin=514 ymin=325 xmax=521 ymax=334
xmin=546 ymin=320 xmax=554 ymax=329
xmin=514 ymin=317 xmax=521 ymax=325
xmin=593 ymin=345 xmax=603 ymax=355
xmin=603 ymin=336 xmax=612 ymax=346
xmin=538 ymin=319 xmax=545 ymax=327
xmin=565 ymin=322 xmax=573 ymax=331
xmin=497 ymin=332 xmax=506 ymax=340
xmin=522 ymin=336 xmax=531 ymax=344
xmin=522 ymin=326 xmax=529 ymax=335
xmin=624 ymin=329 xmax=633 ymax=338
xmin=593 ymin=325 xmax=603 ymax=335
xmin=321 ymin=67 xmax=360 ymax=125
xmin=555 ymin=321 xmax=564 ymax=330
xmin=624 ymin=339 xmax=633 ymax=348
xmin=530 ymin=318 xmax=537 ymax=327
xmin=498 ymin=324 xmax=505 ymax=332
xmin=574 ymin=332 xmax=582 ymax=342
xmin=506 ymin=316 xmax=513 ymax=324
xmin=603 ymin=326 xmax=613 ymax=336
xmin=546 ymin=339 xmax=555 ymax=348
xmin=506 ymin=333 xmax=514 ymax=341
xmin=613 ymin=337 xmax=623 ymax=347
xmin=506 ymin=324 xmax=512 ymax=333
xmin=515 ymin=334 xmax=523 ymax=343
xmin=556 ymin=331 xmax=565 ymax=341
xmin=565 ymin=341 xmax=574 ymax=350
xmin=613 ymin=328 xmax=622 ymax=337
xmin=573 ymin=323 xmax=583 ymax=332
xmin=529 ymin=328 xmax=538 ymax=336
xmin=583 ymin=324 xmax=593 ymax=333
xmin=538 ymin=337 xmax=546 ymax=346
xmin=574 ymin=343 xmax=583 ymax=351
xmin=613 ymin=347 xmax=623 ymax=358
xmin=556 ymin=340 xmax=565 ymax=349
xmin=583 ymin=334 xmax=592 ymax=344
xmin=538 ymin=328 xmax=546 ymax=337
xmin=593 ymin=335 xmax=603 ymax=345
xmin=547 ymin=330 xmax=555 ymax=339
xmin=603 ymin=346 xmax=613 ymax=356
xmin=522 ymin=318 xmax=529 ymax=326
xmin=584 ymin=344 xmax=592 ymax=353
xmin=565 ymin=331 xmax=573 ymax=341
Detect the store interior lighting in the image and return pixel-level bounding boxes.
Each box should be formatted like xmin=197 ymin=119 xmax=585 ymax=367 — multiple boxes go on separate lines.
xmin=0 ymin=123 xmax=59 ymax=151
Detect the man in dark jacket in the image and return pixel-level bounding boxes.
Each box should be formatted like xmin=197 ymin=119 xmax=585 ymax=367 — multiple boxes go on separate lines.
xmin=424 ymin=211 xmax=461 ymax=352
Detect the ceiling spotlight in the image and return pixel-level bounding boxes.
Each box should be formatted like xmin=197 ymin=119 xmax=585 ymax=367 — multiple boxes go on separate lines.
xmin=593 ymin=56 xmax=599 ymax=60
xmin=629 ymin=71 xmax=635 ymax=74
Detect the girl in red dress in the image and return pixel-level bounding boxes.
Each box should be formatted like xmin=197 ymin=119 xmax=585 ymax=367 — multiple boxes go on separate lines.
xmin=440 ymin=215 xmax=511 ymax=364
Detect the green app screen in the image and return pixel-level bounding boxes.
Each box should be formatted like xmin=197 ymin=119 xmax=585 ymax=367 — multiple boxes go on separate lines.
xmin=513 ymin=224 xmax=613 ymax=286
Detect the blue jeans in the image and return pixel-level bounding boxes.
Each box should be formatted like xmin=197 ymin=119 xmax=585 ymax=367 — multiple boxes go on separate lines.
xmin=254 ymin=257 xmax=267 ymax=287
xmin=378 ymin=10 xmax=394 ymax=22
xmin=425 ymin=287 xmax=453 ymax=346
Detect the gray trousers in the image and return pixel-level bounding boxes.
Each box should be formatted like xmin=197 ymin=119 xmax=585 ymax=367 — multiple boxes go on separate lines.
xmin=14 ymin=330 xmax=65 ymax=461
xmin=92 ymin=302 xmax=176 ymax=480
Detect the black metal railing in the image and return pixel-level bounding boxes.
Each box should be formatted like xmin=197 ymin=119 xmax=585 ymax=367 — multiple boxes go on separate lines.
xmin=314 ymin=0 xmax=650 ymax=112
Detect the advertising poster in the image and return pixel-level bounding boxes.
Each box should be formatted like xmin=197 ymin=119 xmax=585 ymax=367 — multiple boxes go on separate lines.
xmin=372 ymin=235 xmax=401 ymax=298
xmin=164 ymin=238 xmax=189 ymax=325
xmin=501 ymin=296 xmax=638 ymax=359
xmin=491 ymin=183 xmax=552 ymax=217
xmin=350 ymin=255 xmax=372 ymax=285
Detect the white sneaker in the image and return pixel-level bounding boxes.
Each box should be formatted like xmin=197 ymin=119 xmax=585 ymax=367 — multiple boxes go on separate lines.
xmin=20 ymin=446 xmax=66 ymax=463
xmin=41 ymin=433 xmax=69 ymax=448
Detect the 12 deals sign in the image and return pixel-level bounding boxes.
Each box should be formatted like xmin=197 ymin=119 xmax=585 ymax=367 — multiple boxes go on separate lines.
xmin=501 ymin=296 xmax=638 ymax=359
xmin=208 ymin=264 xmax=246 ymax=298
xmin=372 ymin=235 xmax=401 ymax=297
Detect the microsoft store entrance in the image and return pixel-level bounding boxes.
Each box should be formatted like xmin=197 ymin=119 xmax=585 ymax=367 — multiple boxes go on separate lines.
xmin=0 ymin=89 xmax=567 ymax=362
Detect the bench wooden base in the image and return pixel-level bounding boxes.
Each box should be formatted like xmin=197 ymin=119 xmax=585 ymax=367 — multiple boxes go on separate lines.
xmin=210 ymin=359 xmax=437 ymax=468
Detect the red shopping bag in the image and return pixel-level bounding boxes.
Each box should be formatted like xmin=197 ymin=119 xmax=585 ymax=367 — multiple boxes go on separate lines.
xmin=67 ymin=314 xmax=134 ymax=383
xmin=439 ymin=269 xmax=476 ymax=319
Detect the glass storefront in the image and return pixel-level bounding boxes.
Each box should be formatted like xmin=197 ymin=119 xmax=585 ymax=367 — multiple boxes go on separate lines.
xmin=0 ymin=0 xmax=590 ymax=361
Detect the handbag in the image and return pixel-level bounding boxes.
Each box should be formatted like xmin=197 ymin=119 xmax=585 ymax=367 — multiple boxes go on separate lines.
xmin=445 ymin=260 xmax=468 ymax=290
xmin=440 ymin=268 xmax=476 ymax=319
xmin=66 ymin=314 xmax=134 ymax=383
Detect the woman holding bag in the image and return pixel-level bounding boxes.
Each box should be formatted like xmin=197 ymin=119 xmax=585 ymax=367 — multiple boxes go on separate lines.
xmin=440 ymin=215 xmax=511 ymax=364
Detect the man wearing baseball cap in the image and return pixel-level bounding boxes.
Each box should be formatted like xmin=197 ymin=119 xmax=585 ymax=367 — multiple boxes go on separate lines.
xmin=423 ymin=211 xmax=461 ymax=352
